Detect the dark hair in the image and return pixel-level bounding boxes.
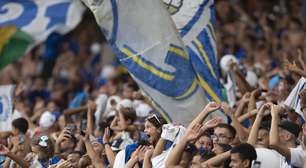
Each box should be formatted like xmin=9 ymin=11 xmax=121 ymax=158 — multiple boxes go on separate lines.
xmin=218 ymin=143 xmax=232 ymax=152
xmin=12 ymin=118 xmax=28 ymax=134
xmin=146 ymin=114 xmax=166 ymax=128
xmin=69 ymin=150 xmax=82 ymax=156
xmin=121 ymin=107 xmax=137 ymax=123
xmin=231 ymin=143 xmax=257 ymax=165
xmin=216 ymin=123 xmax=236 ymax=138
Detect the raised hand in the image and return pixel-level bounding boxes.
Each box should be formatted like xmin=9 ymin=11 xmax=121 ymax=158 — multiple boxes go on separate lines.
xmin=221 ymin=102 xmax=234 ymax=116
xmin=103 ymin=127 xmax=111 ymax=144
xmin=137 ymin=146 xmax=148 ymax=161
xmin=57 ymin=128 xmax=72 ymax=143
xmin=284 ymin=59 xmax=299 ymax=72
xmin=241 ymin=92 xmax=251 ymax=103
xmin=258 ymin=103 xmax=271 ymax=117
xmin=0 ymin=144 xmax=9 ymax=155
xmin=144 ymin=145 xmax=154 ymax=159
xmin=271 ymin=104 xmax=282 ymax=117
xmin=87 ymin=100 xmax=97 ymax=111
xmin=204 ymin=118 xmax=223 ymax=129
xmin=203 ymin=102 xmax=221 ymax=113
xmin=251 ymin=88 xmax=261 ymax=98
xmin=184 ymin=124 xmax=203 ymax=142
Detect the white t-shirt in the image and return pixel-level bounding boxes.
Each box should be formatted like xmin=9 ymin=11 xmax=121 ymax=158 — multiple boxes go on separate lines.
xmin=253 ymin=148 xmax=291 ymax=168
xmin=113 ymin=150 xmax=126 ymax=168
xmin=290 ymin=146 xmax=306 ymax=168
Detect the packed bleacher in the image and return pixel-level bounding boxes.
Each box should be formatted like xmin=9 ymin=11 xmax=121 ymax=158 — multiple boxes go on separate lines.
xmin=0 ymin=0 xmax=306 ymax=168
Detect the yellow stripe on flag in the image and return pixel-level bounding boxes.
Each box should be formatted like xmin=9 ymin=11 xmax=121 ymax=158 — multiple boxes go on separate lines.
xmin=121 ymin=47 xmax=174 ymax=81
xmin=197 ymin=74 xmax=221 ymax=103
xmin=175 ymin=79 xmax=197 ymax=100
xmin=0 ymin=26 xmax=17 ymax=53
xmin=194 ymin=39 xmax=217 ymax=79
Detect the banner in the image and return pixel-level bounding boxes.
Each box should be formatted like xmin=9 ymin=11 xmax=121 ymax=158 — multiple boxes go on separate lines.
xmin=0 ymin=85 xmax=15 ymax=131
xmin=82 ymin=0 xmax=213 ymax=125
xmin=0 ymin=0 xmax=85 ymax=43
xmin=284 ymin=77 xmax=306 ymax=120
xmin=164 ymin=0 xmax=225 ymax=103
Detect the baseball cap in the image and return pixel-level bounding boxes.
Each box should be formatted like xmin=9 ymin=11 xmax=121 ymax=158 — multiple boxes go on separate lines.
xmin=279 ymin=121 xmax=300 ymax=137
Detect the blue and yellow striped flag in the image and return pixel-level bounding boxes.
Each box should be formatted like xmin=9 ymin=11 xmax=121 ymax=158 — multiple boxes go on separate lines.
xmin=165 ymin=0 xmax=225 ymax=103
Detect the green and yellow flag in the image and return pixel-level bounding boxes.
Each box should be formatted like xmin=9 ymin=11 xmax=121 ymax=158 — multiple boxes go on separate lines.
xmin=0 ymin=26 xmax=33 ymax=70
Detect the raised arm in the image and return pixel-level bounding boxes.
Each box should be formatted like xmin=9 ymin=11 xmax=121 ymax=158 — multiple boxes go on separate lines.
xmin=248 ymin=104 xmax=269 ymax=145
xmin=235 ymin=92 xmax=250 ymax=117
xmin=165 ymin=124 xmax=203 ymax=168
xmin=166 ymin=119 xmax=219 ymax=168
xmin=284 ymin=59 xmax=306 ymax=78
xmin=203 ymin=151 xmax=231 ymax=167
xmin=222 ymin=103 xmax=249 ymax=142
xmin=63 ymin=105 xmax=87 ymax=116
xmin=103 ymin=127 xmax=116 ymax=167
xmin=188 ymin=102 xmax=220 ymax=129
xmin=0 ymin=145 xmax=29 ymax=168
xmin=84 ymin=135 xmax=106 ymax=168
xmin=86 ymin=100 xmax=96 ymax=135
xmin=269 ymin=104 xmax=291 ymax=160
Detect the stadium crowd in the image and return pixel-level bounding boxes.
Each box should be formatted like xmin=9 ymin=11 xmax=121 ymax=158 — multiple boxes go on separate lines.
xmin=1 ymin=0 xmax=306 ymax=168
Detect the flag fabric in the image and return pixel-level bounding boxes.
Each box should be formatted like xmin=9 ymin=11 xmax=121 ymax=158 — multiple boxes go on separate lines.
xmin=82 ymin=0 xmax=216 ymax=125
xmin=0 ymin=26 xmax=33 ymax=70
xmin=284 ymin=77 xmax=306 ymax=120
xmin=0 ymin=85 xmax=15 ymax=131
xmin=164 ymin=0 xmax=225 ymax=103
xmin=0 ymin=0 xmax=85 ymax=69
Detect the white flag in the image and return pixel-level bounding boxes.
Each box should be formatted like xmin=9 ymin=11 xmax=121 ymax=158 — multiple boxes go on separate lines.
xmin=0 ymin=0 xmax=85 ymax=43
xmin=82 ymin=0 xmax=211 ymax=125
xmin=284 ymin=77 xmax=306 ymax=120
xmin=0 ymin=85 xmax=15 ymax=131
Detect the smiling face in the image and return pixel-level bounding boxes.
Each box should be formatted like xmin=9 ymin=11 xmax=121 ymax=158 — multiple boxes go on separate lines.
xmin=144 ymin=121 xmax=160 ymax=145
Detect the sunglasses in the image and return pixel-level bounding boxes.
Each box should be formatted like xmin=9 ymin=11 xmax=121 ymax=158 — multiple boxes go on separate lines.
xmin=147 ymin=114 xmax=162 ymax=127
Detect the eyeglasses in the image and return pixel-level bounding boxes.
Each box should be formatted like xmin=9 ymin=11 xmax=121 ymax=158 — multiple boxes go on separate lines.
xmin=211 ymin=134 xmax=232 ymax=141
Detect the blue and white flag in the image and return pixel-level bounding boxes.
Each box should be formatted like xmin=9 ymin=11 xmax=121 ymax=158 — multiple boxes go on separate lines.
xmin=164 ymin=0 xmax=225 ymax=103
xmin=0 ymin=85 xmax=15 ymax=131
xmin=82 ymin=0 xmax=211 ymax=125
xmin=0 ymin=0 xmax=85 ymax=43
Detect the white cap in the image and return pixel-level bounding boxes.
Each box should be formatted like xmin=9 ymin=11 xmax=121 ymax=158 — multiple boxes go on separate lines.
xmin=136 ymin=103 xmax=152 ymax=118
xmin=39 ymin=111 xmax=56 ymax=129
xmin=90 ymin=42 xmax=101 ymax=55
xmin=116 ymin=99 xmax=133 ymax=111
xmin=100 ymin=65 xmax=117 ymax=79
xmin=246 ymin=70 xmax=258 ymax=87
xmin=220 ymin=54 xmax=238 ymax=73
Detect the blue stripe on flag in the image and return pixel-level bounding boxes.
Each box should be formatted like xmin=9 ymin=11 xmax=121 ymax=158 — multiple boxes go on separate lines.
xmin=110 ymin=0 xmax=119 ymax=44
xmin=180 ymin=0 xmax=209 ymax=37
xmin=195 ymin=29 xmax=220 ymax=79
xmin=188 ymin=46 xmax=224 ymax=102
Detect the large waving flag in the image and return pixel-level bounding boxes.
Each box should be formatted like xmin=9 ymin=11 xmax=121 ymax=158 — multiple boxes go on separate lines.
xmin=0 ymin=0 xmax=85 ymax=69
xmin=82 ymin=0 xmax=217 ymax=125
xmin=164 ymin=0 xmax=225 ymax=103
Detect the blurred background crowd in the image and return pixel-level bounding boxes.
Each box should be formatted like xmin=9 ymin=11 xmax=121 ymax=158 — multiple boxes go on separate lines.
xmin=0 ymin=0 xmax=306 ymax=168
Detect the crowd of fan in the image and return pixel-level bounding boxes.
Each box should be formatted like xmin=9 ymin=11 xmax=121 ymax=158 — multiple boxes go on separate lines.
xmin=1 ymin=0 xmax=306 ymax=168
